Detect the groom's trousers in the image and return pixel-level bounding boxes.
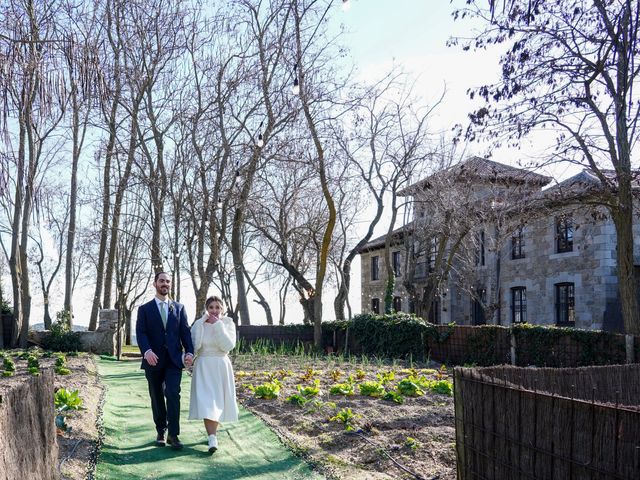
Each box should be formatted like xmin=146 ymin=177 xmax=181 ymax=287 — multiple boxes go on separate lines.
xmin=145 ymin=364 xmax=183 ymax=436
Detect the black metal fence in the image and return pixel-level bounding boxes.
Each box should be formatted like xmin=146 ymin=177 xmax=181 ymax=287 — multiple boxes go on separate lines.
xmin=454 ymin=364 xmax=640 ymax=479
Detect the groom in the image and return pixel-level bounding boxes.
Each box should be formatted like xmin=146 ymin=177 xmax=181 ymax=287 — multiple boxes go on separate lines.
xmin=136 ymin=271 xmax=194 ymax=449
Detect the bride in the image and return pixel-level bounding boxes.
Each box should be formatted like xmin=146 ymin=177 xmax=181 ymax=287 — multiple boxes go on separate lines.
xmin=188 ymin=295 xmax=239 ymax=453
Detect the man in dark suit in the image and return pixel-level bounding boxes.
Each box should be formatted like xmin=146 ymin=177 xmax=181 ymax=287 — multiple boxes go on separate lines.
xmin=136 ymin=271 xmax=194 ymax=449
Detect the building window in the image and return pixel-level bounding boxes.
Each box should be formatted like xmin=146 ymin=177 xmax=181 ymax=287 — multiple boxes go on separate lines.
xmin=393 ymin=296 xmax=402 ymax=312
xmin=556 ymin=217 xmax=573 ymax=253
xmin=475 ymin=230 xmax=485 ymax=266
xmin=511 ymin=227 xmax=525 ymax=259
xmin=511 ymin=287 xmax=527 ymax=324
xmin=428 ymin=295 xmax=441 ymax=324
xmin=555 ymin=283 xmax=575 ymax=326
xmin=371 ymin=256 xmax=379 ymax=281
xmin=428 ymin=238 xmax=437 ymax=272
xmin=392 ymin=251 xmax=401 ymax=277
xmin=371 ymin=298 xmax=380 ymax=314
xmin=471 ymin=288 xmax=486 ymax=325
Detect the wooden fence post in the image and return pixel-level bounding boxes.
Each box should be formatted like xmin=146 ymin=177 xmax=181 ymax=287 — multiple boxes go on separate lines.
xmin=510 ymin=329 xmax=517 ymax=366
xmin=625 ymin=334 xmax=635 ymax=364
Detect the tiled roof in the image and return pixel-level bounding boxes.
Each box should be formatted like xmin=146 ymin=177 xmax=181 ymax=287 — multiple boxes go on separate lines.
xmin=357 ymin=223 xmax=412 ymax=253
xmin=401 ymin=156 xmax=552 ymax=195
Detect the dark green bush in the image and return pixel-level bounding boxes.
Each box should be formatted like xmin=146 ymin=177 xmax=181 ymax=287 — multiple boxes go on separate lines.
xmin=512 ymin=323 xmax=627 ymax=367
xmin=42 ymin=317 xmax=81 ymax=353
xmin=348 ymin=312 xmax=433 ymax=360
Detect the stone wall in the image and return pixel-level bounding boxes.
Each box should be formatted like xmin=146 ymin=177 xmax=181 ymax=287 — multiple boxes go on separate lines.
xmin=0 ymin=369 xmax=58 ymax=480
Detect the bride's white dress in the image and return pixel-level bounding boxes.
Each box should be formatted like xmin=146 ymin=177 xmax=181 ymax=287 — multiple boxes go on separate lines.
xmin=188 ymin=316 xmax=239 ymax=422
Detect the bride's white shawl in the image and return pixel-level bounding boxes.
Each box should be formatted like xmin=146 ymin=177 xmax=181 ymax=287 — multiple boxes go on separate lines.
xmin=191 ymin=314 xmax=236 ymax=355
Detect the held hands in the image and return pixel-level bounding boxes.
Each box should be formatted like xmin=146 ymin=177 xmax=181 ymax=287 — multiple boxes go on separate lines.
xmin=144 ymin=349 xmax=159 ymax=366
xmin=206 ymin=313 xmax=220 ymax=324
xmin=184 ymin=353 xmax=194 ymax=367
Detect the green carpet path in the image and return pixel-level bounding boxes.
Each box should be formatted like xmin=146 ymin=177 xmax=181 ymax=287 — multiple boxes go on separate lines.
xmin=94 ymin=356 xmax=323 ymax=480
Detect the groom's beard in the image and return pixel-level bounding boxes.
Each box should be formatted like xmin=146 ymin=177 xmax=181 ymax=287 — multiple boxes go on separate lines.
xmin=156 ymin=285 xmax=169 ymax=296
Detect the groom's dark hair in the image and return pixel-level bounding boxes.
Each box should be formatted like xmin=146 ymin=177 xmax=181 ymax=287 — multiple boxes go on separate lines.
xmin=154 ymin=271 xmax=170 ymax=282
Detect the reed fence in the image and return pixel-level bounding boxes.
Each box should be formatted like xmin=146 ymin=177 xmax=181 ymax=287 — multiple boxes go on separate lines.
xmin=454 ymin=364 xmax=640 ymax=479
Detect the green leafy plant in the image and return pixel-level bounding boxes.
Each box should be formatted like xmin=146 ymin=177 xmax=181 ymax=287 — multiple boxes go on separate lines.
xmin=28 ymin=366 xmax=41 ymax=376
xmin=358 ymin=381 xmax=386 ymax=397
xmin=382 ymin=389 xmax=404 ymax=404
xmin=397 ymin=378 xmax=425 ymax=397
xmin=354 ymin=368 xmax=366 ymax=380
xmin=249 ymin=380 xmax=281 ymax=399
xmin=428 ymin=379 xmax=453 ymax=395
xmin=54 ymin=354 xmax=70 ymax=375
xmin=297 ymin=379 xmax=321 ymax=397
xmin=27 ymin=355 xmax=39 ymax=368
xmin=304 ymin=399 xmax=336 ymax=415
xmin=328 ymin=368 xmax=344 ymax=382
xmin=376 ymin=370 xmax=395 ymax=385
xmin=404 ymin=437 xmax=421 ymax=451
xmin=300 ymin=367 xmax=320 ymax=382
xmin=286 ymin=393 xmax=308 ymax=407
xmin=330 ymin=407 xmax=361 ymax=431
xmin=17 ymin=350 xmax=30 ymax=360
xmin=329 ymin=382 xmax=355 ymax=396
xmin=54 ymin=388 xmax=83 ymax=411
xmin=3 ymin=357 xmax=15 ymax=372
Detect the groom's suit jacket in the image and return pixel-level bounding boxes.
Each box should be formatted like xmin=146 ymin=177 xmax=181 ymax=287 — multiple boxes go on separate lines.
xmin=136 ymin=299 xmax=194 ymax=370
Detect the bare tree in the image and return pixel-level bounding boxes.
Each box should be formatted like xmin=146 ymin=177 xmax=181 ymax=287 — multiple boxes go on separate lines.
xmin=30 ymin=193 xmax=69 ymax=328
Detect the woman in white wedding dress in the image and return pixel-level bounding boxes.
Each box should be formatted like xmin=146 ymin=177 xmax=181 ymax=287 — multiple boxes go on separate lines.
xmin=188 ymin=296 xmax=239 ymax=453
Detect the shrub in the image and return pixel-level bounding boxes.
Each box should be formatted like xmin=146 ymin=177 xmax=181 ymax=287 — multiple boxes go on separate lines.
xmin=348 ymin=312 xmax=433 ymax=360
xmin=42 ymin=316 xmax=81 ymax=353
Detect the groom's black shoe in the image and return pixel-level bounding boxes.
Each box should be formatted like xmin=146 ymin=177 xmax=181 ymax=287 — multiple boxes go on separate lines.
xmin=155 ymin=432 xmax=166 ymax=447
xmin=167 ymin=435 xmax=184 ymax=450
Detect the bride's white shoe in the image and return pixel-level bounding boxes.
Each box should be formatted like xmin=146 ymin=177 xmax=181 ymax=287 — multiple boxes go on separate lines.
xmin=208 ymin=434 xmax=218 ymax=453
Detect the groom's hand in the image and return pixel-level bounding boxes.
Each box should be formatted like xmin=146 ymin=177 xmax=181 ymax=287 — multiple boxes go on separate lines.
xmin=184 ymin=353 xmax=194 ymax=367
xmin=144 ymin=349 xmax=159 ymax=366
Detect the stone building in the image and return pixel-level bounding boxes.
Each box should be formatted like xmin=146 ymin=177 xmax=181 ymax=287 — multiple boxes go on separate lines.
xmin=359 ymin=157 xmax=640 ymax=331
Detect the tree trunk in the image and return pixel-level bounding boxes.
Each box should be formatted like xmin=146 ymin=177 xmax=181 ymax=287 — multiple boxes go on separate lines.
xmin=231 ymin=215 xmax=251 ymax=325
xmin=64 ymin=84 xmax=86 ymax=319
xmin=89 ymin=1 xmax=121 ymax=331
xmin=613 ymin=196 xmax=640 ymax=334
xmin=103 ymin=97 xmax=140 ymax=309
xmin=300 ymin=296 xmax=314 ymax=325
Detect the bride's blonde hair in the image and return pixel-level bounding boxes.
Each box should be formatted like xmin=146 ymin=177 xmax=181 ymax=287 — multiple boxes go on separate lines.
xmin=203 ymin=295 xmax=225 ymax=315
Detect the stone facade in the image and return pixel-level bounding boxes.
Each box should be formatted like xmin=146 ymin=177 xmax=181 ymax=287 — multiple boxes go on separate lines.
xmin=360 ymin=159 xmax=639 ymax=332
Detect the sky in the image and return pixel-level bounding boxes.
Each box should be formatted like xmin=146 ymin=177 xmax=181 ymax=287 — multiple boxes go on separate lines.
xmin=13 ymin=0 xmax=580 ymax=329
